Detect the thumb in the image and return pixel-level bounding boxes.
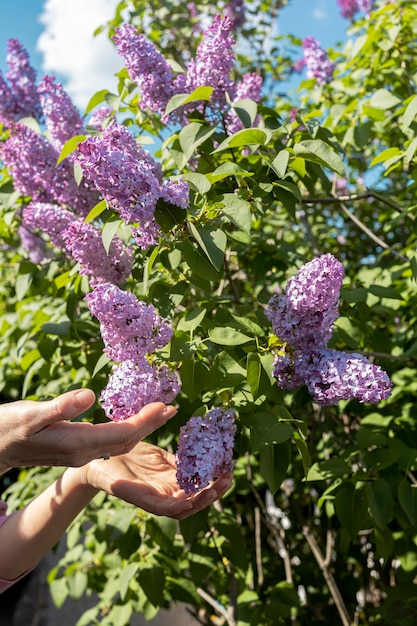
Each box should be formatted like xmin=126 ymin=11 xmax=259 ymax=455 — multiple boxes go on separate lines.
xmin=42 ymin=389 xmax=96 ymax=424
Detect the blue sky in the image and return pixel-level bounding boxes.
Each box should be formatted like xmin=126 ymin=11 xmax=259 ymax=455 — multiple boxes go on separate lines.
xmin=0 ymin=0 xmax=349 ymax=110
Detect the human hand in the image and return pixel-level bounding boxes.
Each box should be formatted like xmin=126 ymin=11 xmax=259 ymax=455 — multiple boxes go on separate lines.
xmin=82 ymin=434 xmax=233 ymax=520
xmin=0 ymin=390 xmax=176 ymax=474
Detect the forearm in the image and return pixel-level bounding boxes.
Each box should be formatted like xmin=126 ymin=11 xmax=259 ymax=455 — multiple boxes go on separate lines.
xmin=0 ymin=468 xmax=98 ymax=581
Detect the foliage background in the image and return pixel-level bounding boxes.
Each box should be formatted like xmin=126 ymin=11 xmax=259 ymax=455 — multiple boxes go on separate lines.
xmin=2 ymin=1 xmax=417 ymax=624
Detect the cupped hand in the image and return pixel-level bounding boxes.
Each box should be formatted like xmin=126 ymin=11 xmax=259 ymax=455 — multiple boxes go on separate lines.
xmin=0 ymin=390 xmax=176 ymax=473
xmin=84 ymin=441 xmax=233 ymax=520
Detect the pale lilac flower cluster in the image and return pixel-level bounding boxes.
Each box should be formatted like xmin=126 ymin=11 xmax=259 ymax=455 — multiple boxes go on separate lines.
xmin=62 ymin=220 xmax=133 ymax=286
xmin=176 ymin=408 xmax=236 ymax=493
xmin=37 ymin=75 xmax=84 ymax=151
xmin=22 ymin=202 xmax=74 ymax=250
xmin=113 ymin=16 xmax=262 ymax=124
xmin=294 ymin=37 xmax=335 ymax=85
xmin=267 ymin=254 xmax=392 ymax=405
xmin=296 ymin=349 xmax=392 ymax=405
xmin=76 ymin=123 xmax=188 ymax=249
xmin=337 ymin=0 xmax=373 ymax=19
xmin=21 ymin=202 xmax=132 ymax=284
xmin=186 ymin=15 xmax=236 ymax=111
xmin=100 ymin=360 xmax=180 ymax=422
xmin=18 ymin=225 xmax=48 ymax=264
xmin=0 ymin=39 xmax=41 ymax=121
xmin=85 ymin=282 xmax=179 ymax=421
xmin=113 ymin=23 xmax=176 ymax=114
xmin=1 ymin=123 xmax=99 ymax=215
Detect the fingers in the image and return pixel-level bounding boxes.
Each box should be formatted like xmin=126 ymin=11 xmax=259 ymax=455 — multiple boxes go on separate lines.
xmin=62 ymin=403 xmax=178 ymax=465
xmin=175 ymin=474 xmax=233 ymax=520
xmin=40 ymin=389 xmax=97 ymax=425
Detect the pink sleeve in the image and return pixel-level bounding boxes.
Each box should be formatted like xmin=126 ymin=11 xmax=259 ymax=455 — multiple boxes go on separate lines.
xmin=0 ymin=502 xmax=37 ymax=593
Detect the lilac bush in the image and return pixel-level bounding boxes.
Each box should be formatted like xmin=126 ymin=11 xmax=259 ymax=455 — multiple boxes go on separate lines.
xmin=0 ymin=39 xmax=41 ymax=121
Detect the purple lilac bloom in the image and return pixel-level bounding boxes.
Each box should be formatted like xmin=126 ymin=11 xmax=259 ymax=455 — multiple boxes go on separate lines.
xmin=176 ymin=407 xmax=236 ymax=494
xmin=87 ymin=106 xmax=116 ymax=130
xmin=225 ymin=72 xmax=263 ymax=134
xmin=185 ymin=15 xmax=237 ymax=111
xmin=159 ymin=179 xmax=190 ymax=208
xmin=113 ymin=23 xmax=176 ymax=115
xmin=100 ymin=359 xmax=180 ymax=421
xmin=62 ymin=219 xmax=133 ymax=286
xmin=22 ymin=202 xmax=75 ymax=250
xmin=76 ymin=123 xmax=163 ymax=248
xmin=1 ymin=123 xmax=98 ymax=215
xmin=267 ymin=254 xmax=392 ymax=404
xmin=302 ymin=37 xmax=335 ymax=85
xmin=286 ymin=253 xmax=345 ymax=314
xmin=0 ymin=39 xmax=41 ymax=120
xmin=337 ymin=0 xmax=373 ymax=19
xmin=85 ymin=282 xmax=173 ymax=363
xmin=224 ymin=0 xmax=246 ymax=29
xmin=18 ymin=225 xmax=48 ymax=264
xmin=297 ymin=348 xmax=392 ymax=405
xmin=37 ymin=75 xmax=84 ymax=151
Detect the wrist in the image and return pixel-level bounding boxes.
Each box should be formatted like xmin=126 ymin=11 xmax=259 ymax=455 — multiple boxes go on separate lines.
xmin=63 ymin=467 xmax=99 ymax=500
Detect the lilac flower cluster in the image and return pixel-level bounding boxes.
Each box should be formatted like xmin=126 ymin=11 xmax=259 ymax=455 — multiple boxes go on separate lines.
xmin=37 ymin=75 xmax=84 ymax=151
xmin=76 ymin=123 xmax=189 ymax=249
xmin=87 ymin=106 xmax=116 ymax=131
xmin=113 ymin=23 xmax=176 ymax=115
xmin=0 ymin=39 xmax=41 ymax=121
xmin=1 ymin=122 xmax=99 ymax=215
xmin=267 ymin=254 xmax=392 ymax=405
xmin=176 ymin=408 xmax=236 ymax=493
xmin=21 ymin=202 xmax=132 ymax=284
xmin=100 ymin=359 xmax=180 ymax=422
xmin=113 ymin=16 xmax=262 ymax=123
xmin=85 ymin=282 xmax=179 ymax=421
xmin=294 ymin=37 xmax=335 ymax=86
xmin=186 ymin=15 xmax=236 ymax=110
xmin=337 ymin=0 xmax=373 ymax=19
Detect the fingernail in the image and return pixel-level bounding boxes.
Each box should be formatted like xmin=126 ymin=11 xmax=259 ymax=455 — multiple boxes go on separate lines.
xmin=162 ymin=405 xmax=177 ymax=419
xmin=74 ymin=389 xmax=95 ymax=408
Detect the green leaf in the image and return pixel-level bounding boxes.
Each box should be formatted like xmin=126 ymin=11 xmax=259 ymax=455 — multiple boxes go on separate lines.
xmin=67 ymin=570 xmax=88 ymax=600
xmin=247 ymin=352 xmax=261 ymax=398
xmin=143 ymin=244 xmax=161 ymax=296
xmin=271 ymin=150 xmax=290 ymax=178
xmin=231 ymin=98 xmax=258 ymax=127
xmin=248 ymin=412 xmax=294 ymax=451
xmin=56 ymin=135 xmax=86 ymax=165
xmin=206 ymin=162 xmax=254 ymax=183
xmin=179 ymin=122 xmax=217 ymax=161
xmin=306 ymin=458 xmax=349 ymax=481
xmin=84 ymin=89 xmax=112 ymax=115
xmin=92 ymin=352 xmax=111 ymax=377
xmin=401 ymin=95 xmax=417 ymax=130
xmin=218 ymin=193 xmax=252 ymax=234
xmin=212 ymin=128 xmax=271 ymax=153
xmin=102 ymin=219 xmax=121 ymax=254
xmin=177 ymin=307 xmax=207 ymax=332
xmin=181 ymin=173 xmax=211 ymax=195
xmin=293 ymin=139 xmax=345 ymax=176
xmin=208 ymin=326 xmax=253 ymax=346
xmin=398 ymin=480 xmax=417 ymax=524
xmin=180 ymin=241 xmax=224 ymax=281
xmin=180 ymin=359 xmax=210 ymax=401
xmin=369 ymin=147 xmax=402 ymax=168
xmin=84 ymin=199 xmax=107 ymax=224
xmin=49 ymin=577 xmax=68 ymax=608
xmin=259 ymin=441 xmax=291 ymax=494
xmin=335 ymin=482 xmax=368 ymax=539
xmin=369 ymin=88 xmax=401 ymax=110
xmin=164 ymin=86 xmax=214 ymax=115
xmin=368 ymin=285 xmax=403 ymax=300
xmin=188 ymin=223 xmax=227 ymax=271
xmin=367 ymin=480 xmax=393 ymax=528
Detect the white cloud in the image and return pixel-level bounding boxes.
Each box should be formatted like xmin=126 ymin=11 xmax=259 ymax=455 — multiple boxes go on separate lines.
xmin=36 ymin=0 xmax=122 ymax=111
xmin=312 ymin=0 xmax=328 ymax=20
